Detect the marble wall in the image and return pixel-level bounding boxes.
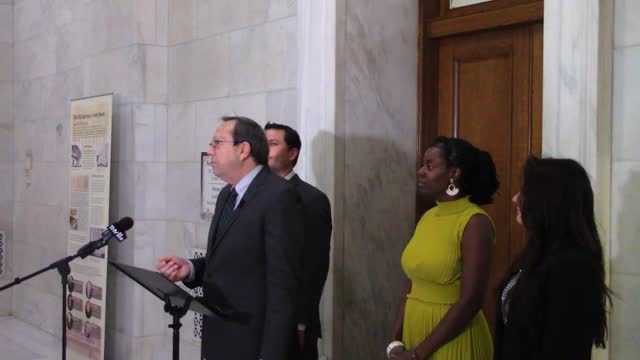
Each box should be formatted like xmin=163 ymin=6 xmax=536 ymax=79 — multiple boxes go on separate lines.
xmin=334 ymin=0 xmax=418 ymax=358
xmin=8 ymin=0 xmax=173 ymax=357
xmin=0 ymin=0 xmax=13 ymax=316
xmin=610 ymin=0 xmax=640 ymax=358
xmin=9 ymin=1 xmax=640 ymax=360
xmin=7 ymin=0 xmax=300 ymax=358
xmin=7 ymin=0 xmax=421 ymax=358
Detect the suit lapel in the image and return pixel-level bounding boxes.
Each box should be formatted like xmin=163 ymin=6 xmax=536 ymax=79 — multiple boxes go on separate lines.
xmin=209 ymin=167 xmax=270 ymax=255
xmin=289 ymin=174 xmax=302 ymax=188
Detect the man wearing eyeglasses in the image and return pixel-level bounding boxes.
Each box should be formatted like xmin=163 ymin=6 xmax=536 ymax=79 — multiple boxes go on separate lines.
xmin=156 ymin=116 xmax=303 ymax=360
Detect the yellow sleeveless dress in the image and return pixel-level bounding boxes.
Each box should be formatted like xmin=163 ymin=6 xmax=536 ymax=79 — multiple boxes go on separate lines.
xmin=401 ymin=196 xmax=493 ymax=359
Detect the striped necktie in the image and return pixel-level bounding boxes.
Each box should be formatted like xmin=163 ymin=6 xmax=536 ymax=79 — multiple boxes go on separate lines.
xmin=215 ymin=188 xmax=238 ymax=240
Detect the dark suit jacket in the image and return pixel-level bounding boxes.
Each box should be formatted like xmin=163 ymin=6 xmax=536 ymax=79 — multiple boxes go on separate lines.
xmin=188 ymin=166 xmax=303 ymax=360
xmin=494 ymin=250 xmax=602 ymax=360
xmin=290 ymin=174 xmax=332 ymax=338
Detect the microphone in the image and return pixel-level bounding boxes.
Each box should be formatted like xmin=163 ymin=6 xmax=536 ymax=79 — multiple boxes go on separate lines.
xmin=77 ymin=217 xmax=134 ymax=258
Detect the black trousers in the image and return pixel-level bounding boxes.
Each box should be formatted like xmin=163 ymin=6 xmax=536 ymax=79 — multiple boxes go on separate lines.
xmin=295 ymin=330 xmax=319 ymax=360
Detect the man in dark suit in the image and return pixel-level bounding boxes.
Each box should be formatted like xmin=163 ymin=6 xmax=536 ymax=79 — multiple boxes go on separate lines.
xmin=264 ymin=122 xmax=332 ymax=360
xmin=156 ymin=116 xmax=302 ymax=360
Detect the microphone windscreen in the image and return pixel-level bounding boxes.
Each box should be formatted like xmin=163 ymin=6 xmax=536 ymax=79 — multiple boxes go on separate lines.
xmin=115 ymin=217 xmax=134 ymax=232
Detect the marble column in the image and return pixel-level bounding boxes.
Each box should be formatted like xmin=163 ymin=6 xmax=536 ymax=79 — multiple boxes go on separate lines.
xmin=543 ymin=1 xmax=613 ymax=359
xmin=609 ymin=0 xmax=640 ymax=358
xmin=297 ymin=0 xmax=337 ymax=358
xmin=340 ymin=0 xmax=418 ymax=359
xmin=298 ymin=1 xmax=418 ymax=359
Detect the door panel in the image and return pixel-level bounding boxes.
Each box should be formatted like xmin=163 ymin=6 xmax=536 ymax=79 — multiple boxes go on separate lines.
xmin=435 ymin=24 xmax=541 ymax=334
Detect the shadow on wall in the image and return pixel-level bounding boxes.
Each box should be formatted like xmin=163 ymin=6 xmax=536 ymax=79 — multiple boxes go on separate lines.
xmin=104 ymin=103 xmax=137 ymax=360
xmin=107 ymin=104 xmax=134 ymax=266
xmin=312 ymin=130 xmax=417 ymax=359
xmin=309 ymin=130 xmax=336 ymax=197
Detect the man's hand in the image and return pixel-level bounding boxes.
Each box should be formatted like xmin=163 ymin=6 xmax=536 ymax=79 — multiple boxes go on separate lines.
xmin=156 ymin=256 xmax=191 ymax=282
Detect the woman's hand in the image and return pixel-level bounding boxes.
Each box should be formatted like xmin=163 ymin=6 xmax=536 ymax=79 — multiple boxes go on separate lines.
xmin=389 ymin=346 xmax=411 ymax=359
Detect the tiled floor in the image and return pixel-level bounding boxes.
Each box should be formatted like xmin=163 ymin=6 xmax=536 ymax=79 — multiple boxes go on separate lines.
xmin=0 ymin=316 xmax=60 ymax=360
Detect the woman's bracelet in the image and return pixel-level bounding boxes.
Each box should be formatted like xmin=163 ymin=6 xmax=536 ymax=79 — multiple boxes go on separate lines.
xmin=386 ymin=341 xmax=405 ymax=358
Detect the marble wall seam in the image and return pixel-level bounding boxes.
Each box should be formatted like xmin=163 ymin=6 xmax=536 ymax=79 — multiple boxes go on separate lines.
xmin=0 ymin=0 xmax=12 ymax=318
xmin=166 ymin=0 xmax=297 ymax=46
xmin=167 ymin=87 xmax=297 ymax=107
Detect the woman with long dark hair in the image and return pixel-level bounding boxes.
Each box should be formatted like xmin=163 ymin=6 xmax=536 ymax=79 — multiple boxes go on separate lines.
xmin=388 ymin=136 xmax=499 ymax=360
xmin=495 ymin=157 xmax=611 ymax=359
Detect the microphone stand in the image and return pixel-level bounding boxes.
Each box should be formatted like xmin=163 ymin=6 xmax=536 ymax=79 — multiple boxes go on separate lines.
xmin=0 ymin=238 xmax=117 ymax=360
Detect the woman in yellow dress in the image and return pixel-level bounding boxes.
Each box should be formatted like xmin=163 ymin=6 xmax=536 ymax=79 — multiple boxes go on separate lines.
xmin=388 ymin=137 xmax=499 ymax=360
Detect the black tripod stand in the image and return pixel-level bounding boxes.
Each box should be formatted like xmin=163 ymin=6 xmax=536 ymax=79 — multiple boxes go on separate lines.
xmin=0 ymin=220 xmax=130 ymax=360
xmin=165 ymin=296 xmax=192 ymax=360
xmin=0 ymin=250 xmax=101 ymax=359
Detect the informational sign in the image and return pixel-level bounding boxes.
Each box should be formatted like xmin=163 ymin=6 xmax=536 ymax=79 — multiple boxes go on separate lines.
xmin=200 ymin=152 xmax=226 ymax=219
xmin=66 ymin=94 xmax=113 ymax=360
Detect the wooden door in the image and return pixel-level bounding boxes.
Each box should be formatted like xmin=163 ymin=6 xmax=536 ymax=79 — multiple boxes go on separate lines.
xmin=434 ymin=23 xmax=542 ymax=333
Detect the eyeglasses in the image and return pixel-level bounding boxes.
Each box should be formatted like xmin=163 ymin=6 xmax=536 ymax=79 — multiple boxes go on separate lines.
xmin=208 ymin=140 xmax=235 ymax=150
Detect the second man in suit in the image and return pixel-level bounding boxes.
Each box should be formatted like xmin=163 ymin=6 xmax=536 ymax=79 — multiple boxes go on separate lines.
xmin=264 ymin=122 xmax=333 ymax=360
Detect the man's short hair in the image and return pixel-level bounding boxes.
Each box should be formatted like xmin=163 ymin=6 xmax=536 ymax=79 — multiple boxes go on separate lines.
xmin=222 ymin=116 xmax=268 ymax=165
xmin=264 ymin=122 xmax=302 ymax=166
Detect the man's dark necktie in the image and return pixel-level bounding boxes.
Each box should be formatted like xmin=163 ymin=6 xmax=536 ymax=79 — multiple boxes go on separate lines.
xmin=215 ymin=188 xmax=238 ymax=240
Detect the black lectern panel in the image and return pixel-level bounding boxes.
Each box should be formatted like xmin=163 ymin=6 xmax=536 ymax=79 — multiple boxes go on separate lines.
xmin=109 ymin=261 xmax=215 ymax=318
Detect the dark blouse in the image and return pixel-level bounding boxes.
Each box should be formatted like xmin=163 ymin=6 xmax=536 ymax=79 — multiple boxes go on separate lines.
xmin=494 ymin=250 xmax=603 ymax=360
